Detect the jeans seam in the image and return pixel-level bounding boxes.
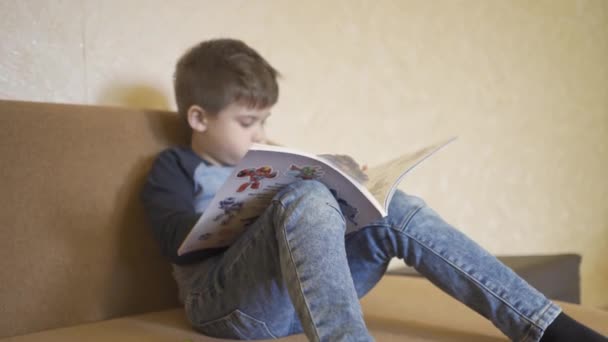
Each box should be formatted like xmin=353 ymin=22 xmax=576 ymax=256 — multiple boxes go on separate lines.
xmin=520 ymin=304 xmax=547 ymax=342
xmin=395 ymin=217 xmax=544 ymax=331
xmin=326 ymin=202 xmax=347 ymax=225
xmin=520 ymin=302 xmax=561 ymax=342
xmin=274 ymin=199 xmax=321 ymax=342
xmin=396 ymin=204 xmax=424 ymax=233
xmin=521 ymin=320 xmax=534 ymax=342
xmin=228 ymin=321 xmax=246 ymax=339
xmin=236 ymin=310 xmax=279 ymax=339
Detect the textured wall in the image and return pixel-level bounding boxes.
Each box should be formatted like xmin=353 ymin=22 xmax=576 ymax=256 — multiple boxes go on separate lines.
xmin=1 ymin=0 xmax=607 ymax=308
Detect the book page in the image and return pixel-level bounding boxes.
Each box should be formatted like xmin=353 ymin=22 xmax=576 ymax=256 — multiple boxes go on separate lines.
xmin=317 ymin=154 xmax=369 ymax=184
xmin=178 ymin=144 xmax=386 ymax=255
xmin=365 ymin=137 xmax=457 ymax=209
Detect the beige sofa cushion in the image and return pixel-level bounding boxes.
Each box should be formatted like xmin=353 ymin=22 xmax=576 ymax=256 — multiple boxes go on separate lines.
xmin=0 ymin=100 xmax=189 ymax=337
xmin=2 ymin=277 xmax=503 ymax=342
xmin=1 ymin=309 xmax=491 ymax=342
xmin=5 ymin=276 xmax=608 ymax=341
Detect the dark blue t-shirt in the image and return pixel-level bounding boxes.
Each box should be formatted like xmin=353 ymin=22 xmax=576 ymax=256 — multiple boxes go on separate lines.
xmin=140 ymin=146 xmax=233 ymax=265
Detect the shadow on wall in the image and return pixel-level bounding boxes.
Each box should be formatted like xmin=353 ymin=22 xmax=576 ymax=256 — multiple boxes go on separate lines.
xmin=97 ymin=83 xmax=172 ymax=111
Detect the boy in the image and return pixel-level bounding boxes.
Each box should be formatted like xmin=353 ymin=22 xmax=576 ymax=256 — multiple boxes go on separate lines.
xmin=141 ymin=38 xmax=606 ymax=341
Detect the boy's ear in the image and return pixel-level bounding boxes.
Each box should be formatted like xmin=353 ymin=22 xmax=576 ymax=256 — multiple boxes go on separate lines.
xmin=186 ymin=105 xmax=208 ymax=132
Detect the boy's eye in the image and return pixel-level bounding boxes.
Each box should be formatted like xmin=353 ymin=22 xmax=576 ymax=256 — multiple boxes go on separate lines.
xmin=239 ymin=120 xmax=255 ymax=128
xmin=238 ymin=114 xmax=269 ymax=128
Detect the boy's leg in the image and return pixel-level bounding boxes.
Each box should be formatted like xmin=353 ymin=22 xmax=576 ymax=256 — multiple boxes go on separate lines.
xmin=184 ymin=181 xmax=563 ymax=342
xmin=344 ymin=190 xmax=562 ymax=342
xmin=184 ymin=180 xmax=373 ymax=342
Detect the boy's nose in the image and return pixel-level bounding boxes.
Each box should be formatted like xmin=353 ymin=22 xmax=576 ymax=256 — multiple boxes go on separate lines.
xmin=252 ymin=129 xmax=266 ymax=143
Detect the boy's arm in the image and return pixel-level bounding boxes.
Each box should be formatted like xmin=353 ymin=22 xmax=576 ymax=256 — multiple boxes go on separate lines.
xmin=140 ymin=149 xmax=224 ymax=265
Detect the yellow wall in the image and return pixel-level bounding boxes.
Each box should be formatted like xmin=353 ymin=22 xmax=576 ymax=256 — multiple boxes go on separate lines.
xmin=1 ymin=1 xmax=607 ymax=308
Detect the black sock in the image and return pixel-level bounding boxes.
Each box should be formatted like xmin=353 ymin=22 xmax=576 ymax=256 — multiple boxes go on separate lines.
xmin=539 ymin=312 xmax=607 ymax=341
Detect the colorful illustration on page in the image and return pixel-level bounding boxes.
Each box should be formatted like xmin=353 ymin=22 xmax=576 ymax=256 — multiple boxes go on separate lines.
xmin=213 ymin=197 xmax=244 ymax=225
xmin=236 ymin=166 xmax=277 ymax=192
xmin=287 ymin=164 xmax=324 ymax=180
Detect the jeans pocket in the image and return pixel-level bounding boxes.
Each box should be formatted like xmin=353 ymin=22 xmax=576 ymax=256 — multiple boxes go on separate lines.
xmin=197 ymin=309 xmax=277 ymax=340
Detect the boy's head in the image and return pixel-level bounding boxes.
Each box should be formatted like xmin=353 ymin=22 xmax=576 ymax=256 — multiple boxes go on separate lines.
xmin=174 ymin=38 xmax=280 ymax=165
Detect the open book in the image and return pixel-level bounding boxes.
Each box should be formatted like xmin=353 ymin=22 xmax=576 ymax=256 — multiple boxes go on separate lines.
xmin=178 ymin=137 xmax=457 ymax=255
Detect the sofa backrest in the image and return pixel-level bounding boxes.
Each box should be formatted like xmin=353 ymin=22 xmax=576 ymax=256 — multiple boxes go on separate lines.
xmin=0 ymin=100 xmax=189 ymax=338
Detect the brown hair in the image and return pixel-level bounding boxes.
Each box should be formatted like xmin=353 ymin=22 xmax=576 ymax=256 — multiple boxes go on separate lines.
xmin=174 ymin=38 xmax=280 ymax=121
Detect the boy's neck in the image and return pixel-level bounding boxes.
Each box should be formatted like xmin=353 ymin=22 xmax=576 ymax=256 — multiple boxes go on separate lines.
xmin=190 ymin=140 xmax=223 ymax=166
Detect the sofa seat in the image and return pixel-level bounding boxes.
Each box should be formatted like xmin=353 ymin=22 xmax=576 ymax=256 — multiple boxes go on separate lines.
xmin=5 ymin=276 xmax=607 ymax=342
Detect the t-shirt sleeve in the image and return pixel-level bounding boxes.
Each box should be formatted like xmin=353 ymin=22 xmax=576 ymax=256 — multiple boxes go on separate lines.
xmin=140 ymin=148 xmax=223 ymax=264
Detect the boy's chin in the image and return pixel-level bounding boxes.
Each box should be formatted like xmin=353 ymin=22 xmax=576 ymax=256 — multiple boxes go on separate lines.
xmin=222 ymin=155 xmax=246 ymax=166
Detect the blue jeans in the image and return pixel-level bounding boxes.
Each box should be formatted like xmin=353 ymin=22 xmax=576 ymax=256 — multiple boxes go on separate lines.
xmin=182 ymin=180 xmax=561 ymax=342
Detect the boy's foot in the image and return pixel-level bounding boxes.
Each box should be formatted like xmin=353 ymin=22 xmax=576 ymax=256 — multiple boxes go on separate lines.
xmin=540 ymin=312 xmax=607 ymax=341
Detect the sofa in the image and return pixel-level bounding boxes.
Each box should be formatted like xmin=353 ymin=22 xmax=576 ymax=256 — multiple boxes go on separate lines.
xmin=1 ymin=99 xmax=606 ymax=341
xmin=387 ymin=254 xmax=583 ymax=304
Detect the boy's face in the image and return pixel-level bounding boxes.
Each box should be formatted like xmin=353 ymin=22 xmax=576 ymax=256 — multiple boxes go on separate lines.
xmin=190 ymin=103 xmax=271 ymax=166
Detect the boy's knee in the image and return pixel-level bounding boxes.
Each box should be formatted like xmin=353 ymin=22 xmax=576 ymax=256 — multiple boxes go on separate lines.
xmin=390 ymin=190 xmax=426 ymax=207
xmin=273 ymin=180 xmax=340 ymax=214
xmin=386 ymin=190 xmax=427 ymax=228
xmin=289 ymin=179 xmax=329 ymax=193
xmin=277 ymin=180 xmax=333 ymax=201
xmin=273 ymin=180 xmax=347 ymax=235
